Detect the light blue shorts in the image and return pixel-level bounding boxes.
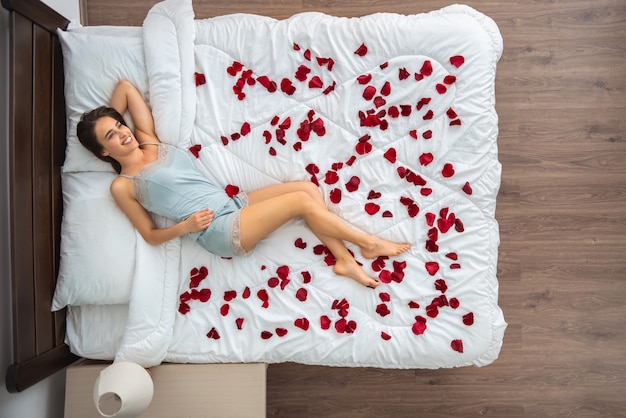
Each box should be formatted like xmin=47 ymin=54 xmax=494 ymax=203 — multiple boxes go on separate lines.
xmin=195 ymin=193 xmax=248 ymax=257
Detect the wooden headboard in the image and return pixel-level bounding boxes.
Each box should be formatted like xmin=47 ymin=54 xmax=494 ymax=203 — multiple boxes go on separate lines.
xmin=2 ymin=0 xmax=80 ymax=392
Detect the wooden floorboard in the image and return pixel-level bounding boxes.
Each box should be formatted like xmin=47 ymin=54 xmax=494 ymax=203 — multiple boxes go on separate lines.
xmin=83 ymin=0 xmax=626 ymax=416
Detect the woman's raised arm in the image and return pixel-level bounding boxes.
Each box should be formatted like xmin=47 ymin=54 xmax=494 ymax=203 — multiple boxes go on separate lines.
xmin=109 ymin=80 xmax=159 ymax=144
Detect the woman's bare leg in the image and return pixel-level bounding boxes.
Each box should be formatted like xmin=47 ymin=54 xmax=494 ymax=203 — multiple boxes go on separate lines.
xmin=242 ymin=182 xmax=410 ymax=287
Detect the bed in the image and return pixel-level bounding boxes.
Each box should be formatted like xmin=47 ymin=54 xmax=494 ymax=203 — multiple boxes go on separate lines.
xmin=5 ymin=0 xmax=506 ymax=392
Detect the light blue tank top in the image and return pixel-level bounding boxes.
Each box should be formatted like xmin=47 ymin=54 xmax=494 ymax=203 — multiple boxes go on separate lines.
xmin=121 ymin=143 xmax=232 ymax=238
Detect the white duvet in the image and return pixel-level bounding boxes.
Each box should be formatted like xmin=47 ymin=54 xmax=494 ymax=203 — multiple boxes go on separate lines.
xmin=114 ymin=0 xmax=505 ymax=369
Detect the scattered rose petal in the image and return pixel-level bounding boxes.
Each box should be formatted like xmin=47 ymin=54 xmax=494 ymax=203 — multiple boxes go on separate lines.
xmin=442 ymin=163 xmax=455 ymax=178
xmin=189 ymin=144 xmax=202 ymax=158
xmin=450 ymin=55 xmax=465 ymax=68
xmin=419 ymin=153 xmax=434 ymax=166
xmin=194 ymin=72 xmax=206 ymax=86
xmin=463 ymin=312 xmax=475 ymax=326
xmin=425 ymin=261 xmax=440 ymax=276
xmin=363 ymin=85 xmax=376 ymax=100
xmin=296 ymin=288 xmax=308 ymax=302
xmin=354 ymin=43 xmax=368 ymax=56
xmin=451 ymin=339 xmax=464 ymax=353
xmin=329 ymin=188 xmax=342 ymax=204
xmin=357 ymin=74 xmax=372 ymax=84
xmin=294 ymin=317 xmax=310 ymax=331
xmin=365 ymin=202 xmax=381 ymax=215
xmin=383 ymin=148 xmax=397 ymax=163
xmin=206 ymin=327 xmax=220 ymax=340
xmin=309 ymin=76 xmax=323 ymax=89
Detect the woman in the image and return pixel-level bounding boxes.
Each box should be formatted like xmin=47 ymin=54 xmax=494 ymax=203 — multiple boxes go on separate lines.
xmin=78 ymin=80 xmax=410 ymax=288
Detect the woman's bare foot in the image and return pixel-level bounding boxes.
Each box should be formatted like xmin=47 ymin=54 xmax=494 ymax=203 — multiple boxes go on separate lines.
xmin=333 ymin=258 xmax=379 ymax=288
xmin=360 ymin=237 xmax=410 ymax=260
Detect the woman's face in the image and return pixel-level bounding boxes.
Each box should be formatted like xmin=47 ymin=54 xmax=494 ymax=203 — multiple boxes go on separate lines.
xmin=94 ymin=116 xmax=136 ymax=157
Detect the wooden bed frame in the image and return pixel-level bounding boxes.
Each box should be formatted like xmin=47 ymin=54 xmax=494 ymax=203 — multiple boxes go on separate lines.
xmin=2 ymin=0 xmax=80 ymax=393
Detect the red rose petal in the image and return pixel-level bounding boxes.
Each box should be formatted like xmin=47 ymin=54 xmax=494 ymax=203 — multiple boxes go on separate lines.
xmin=280 ymin=78 xmax=296 ymax=95
xmin=363 ymin=85 xmax=376 ymax=100
xmin=320 ymin=315 xmax=331 ymax=330
xmin=408 ymin=301 xmax=420 ymax=309
xmin=309 ymin=76 xmax=323 ymax=89
xmin=345 ymin=176 xmax=361 ymax=192
xmin=236 ymin=318 xmax=244 ymax=330
xmin=416 ymin=97 xmax=431 ymax=111
xmin=463 ymin=312 xmax=475 ymax=326
xmin=462 ymin=182 xmax=473 ymax=195
xmin=329 ymin=188 xmax=342 ymax=204
xmin=261 ymin=331 xmax=273 ymax=340
xmin=355 ymin=140 xmax=373 ymax=155
xmin=267 ymin=277 xmax=279 ymax=288
xmin=365 ymin=202 xmax=380 ymax=215
xmin=225 ymin=184 xmax=240 ymax=198
xmin=295 ymin=64 xmax=310 ymax=81
xmin=444 ymin=75 xmax=457 ymax=85
xmin=436 ymin=83 xmax=447 ymax=94
xmin=398 ymin=67 xmax=410 ymax=80
xmin=381 ymin=332 xmax=392 ymax=341
xmin=419 ymin=153 xmax=434 ymax=166
xmin=357 ymin=74 xmax=372 ymax=84
xmin=449 ymin=298 xmax=460 ymax=309
xmin=381 ymin=81 xmax=391 ymax=96
xmin=206 ymin=327 xmax=220 ymax=340
xmin=376 ymin=303 xmax=391 ymax=317
xmin=240 ymin=122 xmax=251 ymax=136
xmin=412 ymin=317 xmax=427 ymax=335
xmin=450 ymin=55 xmax=465 ymax=68
xmin=324 ymin=170 xmax=339 ymax=185
xmin=442 ymin=163 xmax=455 ymax=178
xmin=296 ymin=288 xmax=308 ymax=302
xmin=178 ymin=302 xmax=190 ymax=315
xmin=451 ymin=339 xmax=464 ymax=353
xmin=194 ymin=72 xmax=206 ymax=86
xmin=294 ymin=238 xmax=307 ymax=249
xmin=354 ymin=43 xmax=368 ymax=56
xmin=455 ymin=218 xmax=465 ymax=233
xmin=242 ymin=287 xmax=251 ymax=299
xmin=373 ymin=96 xmax=386 ymax=108
xmin=276 ymin=328 xmax=288 ymax=337
xmin=189 ymin=144 xmax=202 ymax=158
xmin=423 ymin=110 xmax=434 ymax=120
xmin=434 ymin=279 xmax=448 ymax=293
xmin=383 ymin=148 xmax=397 ymax=163
xmin=378 ymin=270 xmax=392 ymax=284
xmin=294 ymin=317 xmax=310 ymax=331
xmin=425 ymin=261 xmax=440 ymax=276
xmin=420 ymin=60 xmax=433 ymax=77
xmin=220 ymin=304 xmax=230 ymax=316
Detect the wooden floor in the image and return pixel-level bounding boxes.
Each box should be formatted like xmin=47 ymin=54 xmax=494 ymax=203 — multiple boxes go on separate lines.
xmin=83 ymin=0 xmax=626 ymax=416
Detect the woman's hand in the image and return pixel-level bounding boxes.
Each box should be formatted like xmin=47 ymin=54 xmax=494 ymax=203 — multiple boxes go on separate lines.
xmin=184 ymin=209 xmax=214 ymax=233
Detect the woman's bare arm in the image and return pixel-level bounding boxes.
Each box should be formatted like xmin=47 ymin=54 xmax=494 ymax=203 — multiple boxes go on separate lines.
xmin=109 ymin=80 xmax=159 ymax=145
xmin=110 ymin=178 xmax=214 ymax=245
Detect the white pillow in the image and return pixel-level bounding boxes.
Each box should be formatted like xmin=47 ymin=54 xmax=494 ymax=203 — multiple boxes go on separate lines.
xmin=52 ymin=172 xmax=136 ymax=310
xmin=58 ymin=28 xmax=149 ymax=172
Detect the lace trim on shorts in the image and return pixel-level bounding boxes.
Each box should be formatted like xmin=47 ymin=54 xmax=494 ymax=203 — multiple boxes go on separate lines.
xmin=231 ymin=192 xmax=249 ymax=256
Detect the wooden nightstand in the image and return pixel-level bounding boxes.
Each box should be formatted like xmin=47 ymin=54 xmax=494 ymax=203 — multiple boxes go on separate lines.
xmin=64 ymin=361 xmax=267 ymax=417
